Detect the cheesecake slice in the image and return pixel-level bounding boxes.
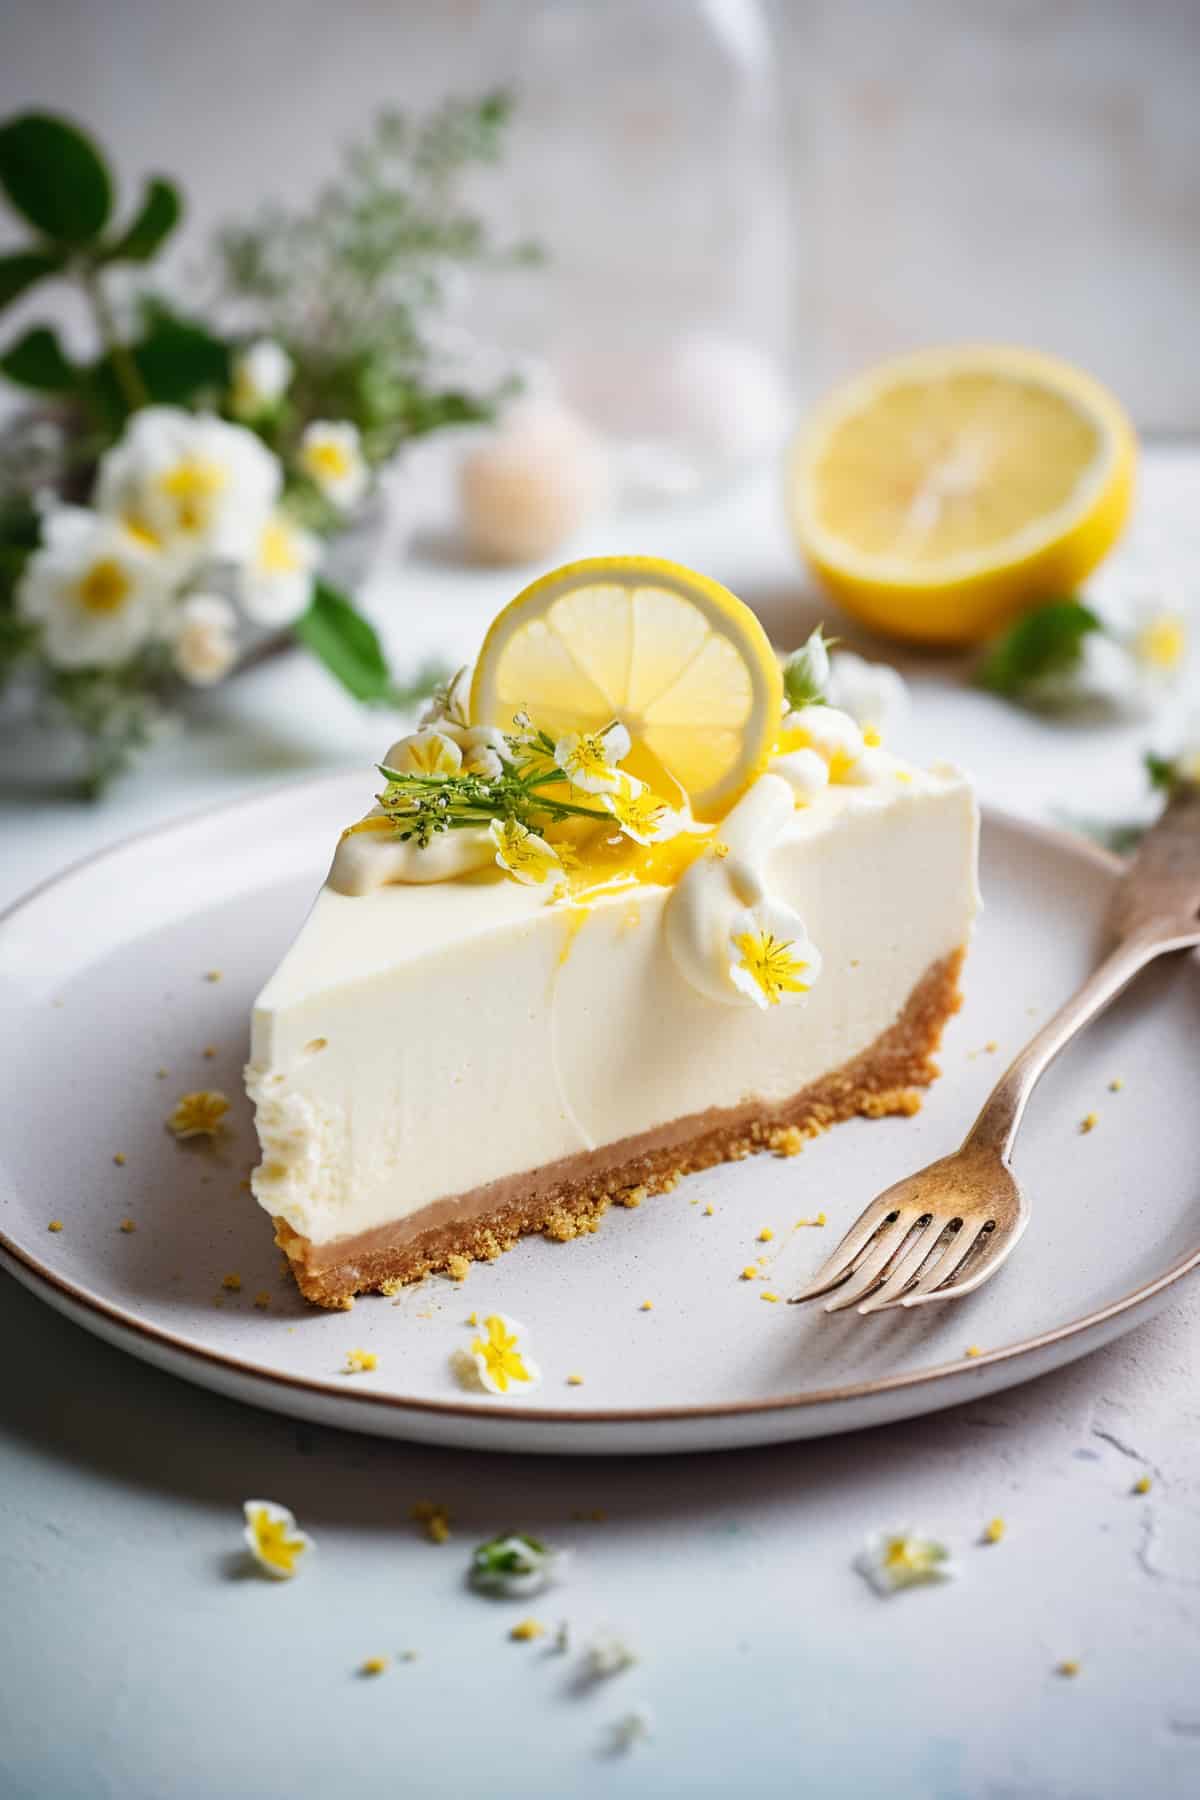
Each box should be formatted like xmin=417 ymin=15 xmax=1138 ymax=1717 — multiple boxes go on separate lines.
xmin=246 ymin=559 xmax=978 ymax=1308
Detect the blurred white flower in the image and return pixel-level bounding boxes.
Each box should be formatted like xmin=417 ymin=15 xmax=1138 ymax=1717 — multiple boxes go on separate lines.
xmin=172 ymin=593 xmax=237 ymax=686
xmin=826 ymin=650 xmax=910 ymax=740
xmin=241 ymin=513 xmax=320 ymax=627
xmin=419 ymin=664 xmax=473 ymax=729
xmin=1022 ymin=631 xmax=1141 ymax=712
xmin=230 ymin=339 xmax=293 ymax=418
xmin=855 ymin=1529 xmax=956 ymax=1596
xmin=17 ymin=506 xmax=170 ymax=669
xmin=95 ymin=406 xmax=280 ymax=573
xmin=298 ymin=420 xmax=368 ymax=510
xmin=1121 ymin=591 xmax=1190 ymax=688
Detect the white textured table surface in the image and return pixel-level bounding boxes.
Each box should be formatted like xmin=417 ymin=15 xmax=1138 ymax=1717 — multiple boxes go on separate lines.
xmin=2 ymin=452 xmax=1199 ymax=1799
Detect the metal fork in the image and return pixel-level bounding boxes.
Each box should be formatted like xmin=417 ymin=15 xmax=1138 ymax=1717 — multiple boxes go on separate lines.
xmin=790 ymin=790 xmax=1200 ymax=1316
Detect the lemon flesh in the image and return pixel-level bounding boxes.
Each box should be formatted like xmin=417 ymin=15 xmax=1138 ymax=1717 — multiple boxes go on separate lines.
xmin=788 ymin=345 xmax=1136 ymax=646
xmin=470 ymin=556 xmax=782 ymax=820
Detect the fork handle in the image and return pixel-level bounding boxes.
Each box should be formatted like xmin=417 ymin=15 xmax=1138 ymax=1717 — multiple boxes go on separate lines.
xmin=963 ymin=921 xmax=1200 ymax=1161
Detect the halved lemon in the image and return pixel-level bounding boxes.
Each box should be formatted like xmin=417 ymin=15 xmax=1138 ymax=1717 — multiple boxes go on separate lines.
xmin=787 ymin=345 xmax=1136 ymax=646
xmin=470 ymin=556 xmax=782 ymax=820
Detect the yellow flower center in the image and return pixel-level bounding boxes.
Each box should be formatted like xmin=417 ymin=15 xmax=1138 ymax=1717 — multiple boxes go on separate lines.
xmin=564 ymin=732 xmax=613 ymax=783
xmin=77 ymin=557 xmax=131 ymax=615
xmin=248 ymin=1509 xmax=304 ymax=1575
xmin=159 ymin=456 xmax=228 ymax=531
xmin=733 ymin=930 xmax=812 ymax=1006
xmin=258 ymin=517 xmax=302 ymax=575
xmin=1135 ymin=614 xmax=1186 ymax=671
xmin=612 ymin=787 xmax=668 ymax=838
xmin=305 ymin=439 xmax=353 ymax=482
xmin=472 ymin=1316 xmax=533 ymax=1393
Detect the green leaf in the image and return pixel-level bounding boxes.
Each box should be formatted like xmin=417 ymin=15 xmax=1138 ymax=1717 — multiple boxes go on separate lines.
xmin=86 ymin=308 xmax=230 ymax=430
xmin=103 ymin=177 xmax=182 ymax=263
xmin=0 ymin=324 xmax=76 ymax=390
xmin=0 ymin=248 xmax=65 ymax=309
xmin=975 ymin=599 xmax=1101 ymax=697
xmin=1145 ymin=752 xmax=1177 ymax=792
xmin=0 ymin=112 xmax=113 ymax=245
xmin=293 ymin=579 xmax=391 ymax=703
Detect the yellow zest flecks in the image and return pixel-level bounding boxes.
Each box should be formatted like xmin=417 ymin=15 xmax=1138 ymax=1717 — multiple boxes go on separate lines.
xmin=741 ymin=1266 xmax=758 ymax=1281
xmin=466 ymin=1311 xmax=478 ymax=1327
xmin=983 ymin=1517 xmax=1006 ymax=1544
xmin=489 ymin=817 xmax=562 ymax=888
xmin=470 ymin=1313 xmax=541 ymax=1396
xmin=757 ymin=1228 xmax=774 ymax=1243
xmin=345 ymin=1348 xmax=377 ymax=1373
xmin=1057 ymin=1659 xmax=1081 ymax=1679
xmin=158 ymin=456 xmax=228 ymax=533
xmin=411 ymin=1500 xmax=451 ymax=1543
xmin=167 ymin=1089 xmax=230 ymax=1140
xmin=204 ymin=969 xmax=222 ymax=983
xmin=796 ymin=1213 xmax=827 ymax=1229
xmin=702 ymin=1204 xmax=714 ymax=1217
xmin=360 ymin=1656 xmax=389 ymax=1677
xmin=1133 ymin=1475 xmax=1152 ymax=1495
xmin=48 ymin=1219 xmax=63 ymax=1233
xmin=1109 ymin=1077 xmax=1124 ymax=1092
xmin=965 ymin=1345 xmax=983 ymax=1359
xmin=760 ymin=1291 xmax=781 ymax=1303
xmin=113 ymin=1152 xmax=127 ymax=1166
xmin=566 ymin=1374 xmax=585 ymax=1386
xmin=242 ymin=1499 xmax=314 ymax=1579
xmin=253 ymin=1290 xmax=270 ymax=1309
xmin=639 ymin=1300 xmax=653 ymax=1312
xmin=77 ymin=557 xmax=132 ymax=615
xmin=1080 ymin=1112 xmax=1098 ymax=1134
xmin=119 ymin=1218 xmax=136 ymax=1234
xmin=510 ymin=1618 xmax=546 ymax=1642
xmin=222 ymin=1273 xmax=242 ymax=1292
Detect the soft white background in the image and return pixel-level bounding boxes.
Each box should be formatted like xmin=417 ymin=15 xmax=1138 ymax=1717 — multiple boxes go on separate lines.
xmin=1 ymin=0 xmax=1199 ymax=425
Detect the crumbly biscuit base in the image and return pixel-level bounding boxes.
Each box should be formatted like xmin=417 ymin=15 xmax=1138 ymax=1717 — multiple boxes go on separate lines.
xmin=274 ymin=947 xmax=965 ymax=1308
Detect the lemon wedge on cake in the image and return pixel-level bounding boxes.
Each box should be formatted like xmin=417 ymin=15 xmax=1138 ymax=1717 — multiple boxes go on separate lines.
xmin=471 ymin=555 xmax=783 ymax=819
xmin=787 ymin=345 xmax=1136 ymax=646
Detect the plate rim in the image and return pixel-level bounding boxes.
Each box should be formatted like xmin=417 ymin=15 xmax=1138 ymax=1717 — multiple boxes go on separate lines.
xmin=2 ymin=778 xmax=1198 ymax=1431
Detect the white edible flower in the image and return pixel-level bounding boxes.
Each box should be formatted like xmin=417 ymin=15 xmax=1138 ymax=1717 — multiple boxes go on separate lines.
xmin=770 ymin=746 xmax=829 ymax=803
xmin=95 ymin=406 xmax=280 ymax=573
xmin=826 ymin=650 xmax=910 ymax=741
xmin=728 ymin=897 xmax=822 ymax=1009
xmin=587 ymin=1632 xmax=638 ymax=1678
xmin=469 ymin=1533 xmax=567 ymax=1598
xmin=609 ymin=1705 xmax=654 ymax=1752
xmin=387 ymin=728 xmax=464 ymax=778
xmin=419 ymin=664 xmax=473 ymax=728
xmin=855 ymin=1529 xmax=956 ymax=1596
xmin=172 ymin=592 xmax=237 ymax=686
xmin=298 ymin=419 xmax=368 ymax=510
xmin=469 ymin=1312 xmax=542 ymax=1396
xmin=553 ymin=719 xmax=631 ymax=794
xmin=779 ymin=704 xmax=864 ymax=780
xmin=1122 ymin=590 xmax=1190 ymax=688
xmin=782 ymin=626 xmax=831 ymax=709
xmin=16 ymin=506 xmax=170 ymax=669
xmin=457 ymin=724 xmax=507 ymax=779
xmin=230 ymin=339 xmax=293 ymax=418
xmin=242 ymin=1498 xmax=315 ymax=1580
xmin=602 ymin=773 xmax=682 ymax=845
xmin=240 ymin=512 xmax=320 ymax=627
xmin=489 ymin=817 xmax=562 ymax=888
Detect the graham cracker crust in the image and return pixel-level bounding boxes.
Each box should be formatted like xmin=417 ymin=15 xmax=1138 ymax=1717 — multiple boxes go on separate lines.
xmin=275 ymin=946 xmax=966 ymax=1308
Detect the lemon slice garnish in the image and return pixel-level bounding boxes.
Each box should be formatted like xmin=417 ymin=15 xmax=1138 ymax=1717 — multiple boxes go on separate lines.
xmin=471 ymin=556 xmax=782 ymax=820
xmin=787 ymin=344 xmax=1136 ymax=646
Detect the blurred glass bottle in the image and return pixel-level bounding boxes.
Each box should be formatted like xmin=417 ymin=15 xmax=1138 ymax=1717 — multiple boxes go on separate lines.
xmin=499 ymin=0 xmax=794 ymax=499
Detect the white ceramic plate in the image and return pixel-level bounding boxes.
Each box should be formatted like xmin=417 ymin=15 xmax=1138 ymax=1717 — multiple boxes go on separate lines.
xmin=1 ymin=775 xmax=1197 ymax=1455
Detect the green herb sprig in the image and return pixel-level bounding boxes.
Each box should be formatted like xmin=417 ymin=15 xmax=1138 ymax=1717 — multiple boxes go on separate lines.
xmin=376 ymin=725 xmax=612 ymax=847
